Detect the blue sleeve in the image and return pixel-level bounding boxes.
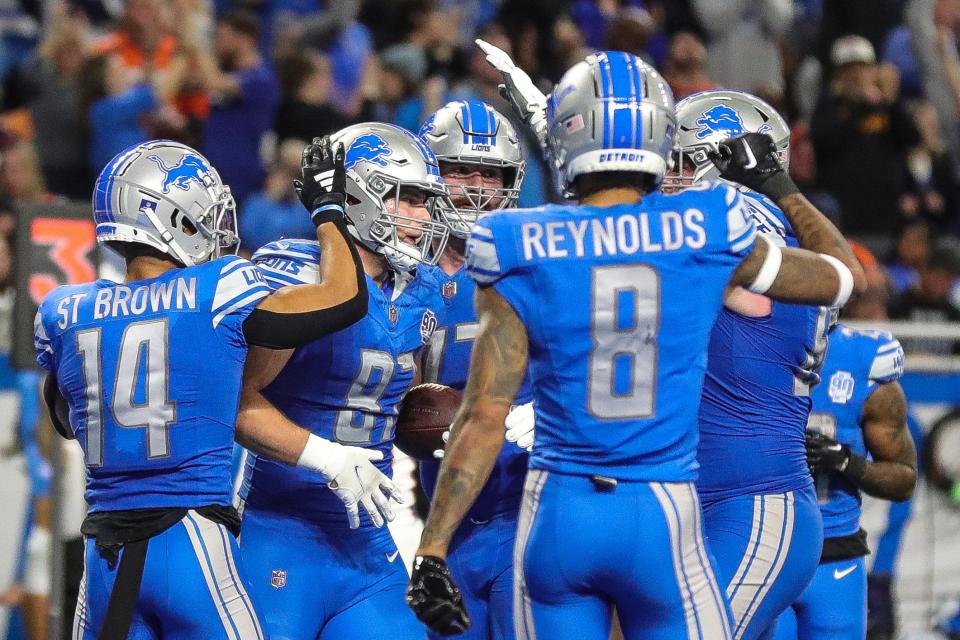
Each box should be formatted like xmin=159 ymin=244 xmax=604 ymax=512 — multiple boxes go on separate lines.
xmin=867 ymin=334 xmax=905 ymax=384
xmin=691 ymin=184 xmax=756 ymax=269
xmin=208 ymin=256 xmax=272 ymax=332
xmin=251 ymin=239 xmax=321 ymax=290
xmin=465 ymin=214 xmax=520 ymax=286
xmin=33 ymin=304 xmax=55 ymax=373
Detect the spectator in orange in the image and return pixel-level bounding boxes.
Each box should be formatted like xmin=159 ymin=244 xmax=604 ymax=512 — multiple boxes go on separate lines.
xmin=92 ymin=0 xmax=176 ymax=73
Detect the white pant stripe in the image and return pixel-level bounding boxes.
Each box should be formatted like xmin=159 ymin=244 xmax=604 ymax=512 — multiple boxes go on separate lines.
xmin=651 ymin=482 xmax=701 ymax=639
xmin=513 ymin=469 xmax=548 ymax=640
xmin=212 ymin=519 xmax=265 ymax=640
xmin=726 ymin=495 xmax=764 ymax=603
xmin=684 ymin=484 xmax=733 ymax=640
xmin=72 ymin=567 xmax=87 ymax=640
xmin=728 ymin=492 xmax=795 ymax=640
xmin=180 ymin=511 xmax=242 ymax=640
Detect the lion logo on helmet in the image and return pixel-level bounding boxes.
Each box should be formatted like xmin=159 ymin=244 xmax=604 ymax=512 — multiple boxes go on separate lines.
xmin=148 ymin=154 xmax=212 ymax=193
xmin=345 ymin=134 xmax=393 ymax=170
xmin=694 ymin=105 xmax=745 ymax=140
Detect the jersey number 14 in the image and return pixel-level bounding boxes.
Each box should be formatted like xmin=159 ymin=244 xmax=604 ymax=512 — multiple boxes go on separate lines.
xmin=76 ymin=319 xmax=176 ymax=467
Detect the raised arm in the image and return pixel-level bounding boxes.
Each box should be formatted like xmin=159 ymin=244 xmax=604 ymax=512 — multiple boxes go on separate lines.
xmin=718 ymin=133 xmax=867 ymax=305
xmin=407 ymin=285 xmax=528 ymax=635
xmin=236 ymin=346 xmax=400 ymax=528
xmin=243 ymin=138 xmax=368 ymax=349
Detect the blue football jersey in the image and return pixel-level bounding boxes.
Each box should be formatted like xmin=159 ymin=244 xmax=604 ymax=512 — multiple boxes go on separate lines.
xmin=465 ymin=181 xmax=756 ymax=481
xmin=240 ymin=239 xmax=443 ymax=527
xmin=34 ymin=256 xmax=271 ymax=512
xmin=809 ymin=324 xmax=904 ymax=538
xmin=697 ymin=190 xmax=830 ymax=500
xmin=419 ymin=266 xmax=533 ymax=520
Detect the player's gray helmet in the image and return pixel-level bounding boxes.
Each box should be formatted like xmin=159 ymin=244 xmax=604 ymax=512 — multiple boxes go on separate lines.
xmin=418 ymin=100 xmax=525 ymax=238
xmin=664 ymin=90 xmax=790 ymax=190
xmin=93 ymin=140 xmax=237 ymax=266
xmin=330 ymin=122 xmax=451 ymax=272
xmin=546 ymin=51 xmax=676 ymax=198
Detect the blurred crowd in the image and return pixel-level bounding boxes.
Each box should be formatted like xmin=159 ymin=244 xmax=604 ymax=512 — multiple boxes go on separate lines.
xmin=0 ymin=0 xmax=958 ymax=323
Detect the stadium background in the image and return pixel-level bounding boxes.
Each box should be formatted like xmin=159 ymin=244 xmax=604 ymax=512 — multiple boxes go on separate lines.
xmin=0 ymin=0 xmax=957 ymax=638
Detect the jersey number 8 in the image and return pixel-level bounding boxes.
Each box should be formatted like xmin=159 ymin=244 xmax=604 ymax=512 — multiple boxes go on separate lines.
xmin=588 ymin=264 xmax=660 ymax=419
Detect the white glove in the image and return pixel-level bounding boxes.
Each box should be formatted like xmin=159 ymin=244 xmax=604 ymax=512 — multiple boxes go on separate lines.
xmin=475 ymin=38 xmax=549 ymax=148
xmin=505 ymin=402 xmax=535 ymax=451
xmin=297 ymin=434 xmax=403 ymax=529
xmin=432 ymin=429 xmax=450 ymax=460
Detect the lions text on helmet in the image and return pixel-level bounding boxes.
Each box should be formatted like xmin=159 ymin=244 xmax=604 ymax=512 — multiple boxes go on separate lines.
xmin=419 ymin=100 xmax=525 ymax=239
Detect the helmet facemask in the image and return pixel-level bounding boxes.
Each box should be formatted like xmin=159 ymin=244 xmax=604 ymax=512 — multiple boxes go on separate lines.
xmin=438 ymin=160 xmax=523 ymax=238
xmin=350 ymin=170 xmax=451 ymax=272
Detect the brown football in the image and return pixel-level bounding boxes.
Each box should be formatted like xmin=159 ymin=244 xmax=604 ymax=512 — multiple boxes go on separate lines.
xmin=395 ymin=383 xmax=463 ymax=461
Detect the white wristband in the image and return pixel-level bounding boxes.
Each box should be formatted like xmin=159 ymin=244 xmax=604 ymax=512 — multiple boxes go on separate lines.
xmin=818 ymin=254 xmax=854 ymax=307
xmin=296 ymin=433 xmax=339 ymax=479
xmin=747 ymin=236 xmax=782 ymax=295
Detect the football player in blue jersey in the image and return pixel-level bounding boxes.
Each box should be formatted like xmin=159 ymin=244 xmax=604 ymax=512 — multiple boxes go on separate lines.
xmin=775 ymin=320 xmax=916 ymax=640
xmin=418 ymin=99 xmax=534 ymax=640
xmin=407 ymin=49 xmax=866 ymax=640
xmin=235 ymin=122 xmax=454 ymax=640
xmin=665 ymin=90 xmax=833 ymax=640
xmin=34 ymin=138 xmax=373 ymax=639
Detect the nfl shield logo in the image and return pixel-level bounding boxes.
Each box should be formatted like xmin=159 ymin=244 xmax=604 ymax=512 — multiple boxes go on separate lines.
xmin=828 ymin=371 xmax=855 ymax=404
xmin=271 ymin=569 xmax=287 ymax=589
xmin=388 ymin=305 xmax=399 ymax=324
xmin=420 ymin=310 xmax=438 ymax=344
xmin=442 ymin=280 xmax=457 ymax=299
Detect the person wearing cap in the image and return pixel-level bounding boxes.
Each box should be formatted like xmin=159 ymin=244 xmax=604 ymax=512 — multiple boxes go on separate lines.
xmin=811 ymin=35 xmax=921 ymax=237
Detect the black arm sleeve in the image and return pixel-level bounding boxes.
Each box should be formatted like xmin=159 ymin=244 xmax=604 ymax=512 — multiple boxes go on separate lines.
xmin=242 ymin=217 xmax=368 ymax=349
xmin=43 ymin=374 xmax=74 ymax=440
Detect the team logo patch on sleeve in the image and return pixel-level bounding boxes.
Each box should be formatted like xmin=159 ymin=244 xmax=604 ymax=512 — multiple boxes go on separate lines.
xmin=420 ymin=309 xmax=438 ymax=344
xmin=828 ymin=371 xmax=855 ymax=404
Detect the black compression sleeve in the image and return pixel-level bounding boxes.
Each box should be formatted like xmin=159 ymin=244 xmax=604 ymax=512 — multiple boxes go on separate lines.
xmin=43 ymin=374 xmax=74 ymax=440
xmin=243 ymin=217 xmax=368 ymax=349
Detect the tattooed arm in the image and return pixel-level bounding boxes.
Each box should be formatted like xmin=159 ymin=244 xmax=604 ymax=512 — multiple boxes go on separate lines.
xmin=417 ymin=286 xmax=529 ymax=558
xmin=859 ymin=381 xmax=917 ymax=501
xmin=729 ymin=194 xmax=868 ymax=305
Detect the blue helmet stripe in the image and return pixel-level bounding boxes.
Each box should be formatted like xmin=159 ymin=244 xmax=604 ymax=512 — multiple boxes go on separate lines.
xmin=485 ymin=104 xmax=497 ymax=147
xmin=606 ymin=52 xmax=636 ymax=149
xmin=468 ymin=100 xmax=489 ymax=145
xmin=628 ymin=54 xmax=645 ymax=148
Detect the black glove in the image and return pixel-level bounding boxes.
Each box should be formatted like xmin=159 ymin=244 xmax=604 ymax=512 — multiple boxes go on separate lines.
xmin=406 ymin=555 xmax=471 ymax=636
xmin=806 ymin=430 xmax=866 ymax=481
xmin=708 ymin=132 xmax=799 ymax=201
xmin=293 ymin=136 xmax=347 ymax=227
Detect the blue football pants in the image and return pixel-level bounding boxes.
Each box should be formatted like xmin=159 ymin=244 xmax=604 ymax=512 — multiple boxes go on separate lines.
xmin=514 ymin=471 xmax=732 ymax=640
xmin=701 ymin=488 xmax=823 ymax=640
xmin=73 ymin=510 xmax=264 ymax=640
xmin=773 ymin=556 xmax=866 ymax=640
xmin=239 ymin=506 xmax=423 ymax=640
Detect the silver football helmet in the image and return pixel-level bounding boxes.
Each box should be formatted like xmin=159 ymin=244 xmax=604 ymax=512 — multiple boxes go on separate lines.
xmin=93 ymin=140 xmax=237 ymax=266
xmin=331 ymin=123 xmax=451 ymax=272
xmin=664 ymin=90 xmax=790 ymax=190
xmin=419 ymin=100 xmax=525 ymax=238
xmin=546 ymin=51 xmax=676 ymax=198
